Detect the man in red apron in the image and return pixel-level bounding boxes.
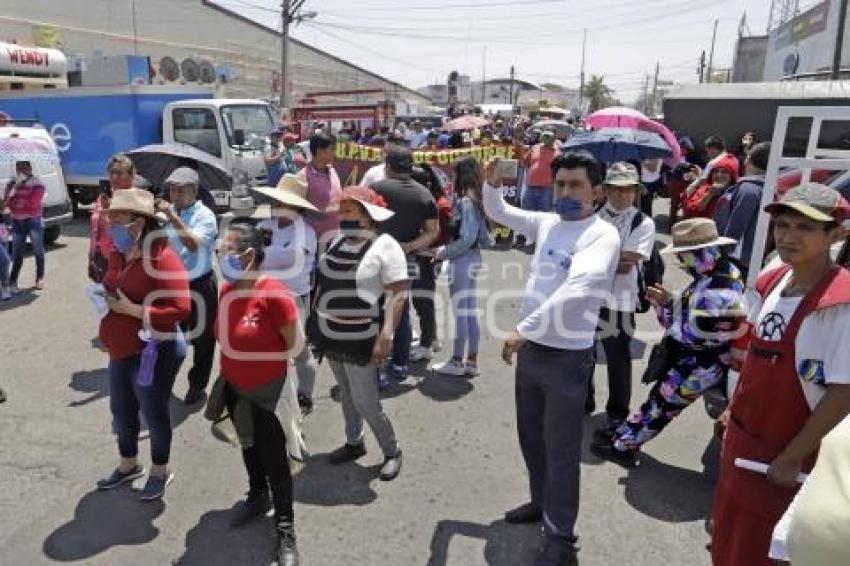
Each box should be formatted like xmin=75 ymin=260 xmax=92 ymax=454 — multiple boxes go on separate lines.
xmin=712 ymin=182 xmax=850 ymax=566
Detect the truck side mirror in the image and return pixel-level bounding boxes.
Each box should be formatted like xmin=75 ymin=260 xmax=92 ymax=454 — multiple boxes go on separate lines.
xmin=233 ymin=129 xmax=246 ymax=147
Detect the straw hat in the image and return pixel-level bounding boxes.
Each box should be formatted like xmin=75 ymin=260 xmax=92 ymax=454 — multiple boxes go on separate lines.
xmin=249 ymin=185 xmax=318 ymax=212
xmin=107 ymin=188 xmax=160 ymax=220
xmin=661 ymin=218 xmax=737 ymax=254
xmin=275 ymin=171 xmax=308 ymax=199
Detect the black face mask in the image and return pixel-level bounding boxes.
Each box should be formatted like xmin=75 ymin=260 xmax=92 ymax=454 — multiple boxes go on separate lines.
xmin=339 ymin=219 xmax=362 ymax=236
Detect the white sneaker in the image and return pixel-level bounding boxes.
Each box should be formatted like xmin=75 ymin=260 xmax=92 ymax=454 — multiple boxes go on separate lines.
xmin=465 ymin=362 xmax=480 ymax=377
xmin=431 ymin=359 xmax=467 ymax=376
xmin=410 ymin=345 xmax=433 ymax=362
xmin=9 ymin=284 xmax=21 ymax=296
xmin=1 ymin=288 xmax=10 ymax=301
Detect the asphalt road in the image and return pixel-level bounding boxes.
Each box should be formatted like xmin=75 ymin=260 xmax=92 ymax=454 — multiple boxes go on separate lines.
xmin=0 ymin=203 xmax=717 ymax=566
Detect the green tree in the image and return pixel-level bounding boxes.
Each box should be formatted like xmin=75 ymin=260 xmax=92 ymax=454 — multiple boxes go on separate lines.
xmin=585 ymin=74 xmax=615 ymax=113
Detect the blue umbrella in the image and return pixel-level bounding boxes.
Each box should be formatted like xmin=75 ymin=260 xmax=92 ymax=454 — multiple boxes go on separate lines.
xmin=561 ymin=128 xmax=673 ymax=162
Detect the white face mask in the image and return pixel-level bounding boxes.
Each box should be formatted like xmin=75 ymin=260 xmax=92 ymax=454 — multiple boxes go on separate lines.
xmin=604 ymin=200 xmax=633 ymax=215
xmin=16 ymin=172 xmax=28 ymax=183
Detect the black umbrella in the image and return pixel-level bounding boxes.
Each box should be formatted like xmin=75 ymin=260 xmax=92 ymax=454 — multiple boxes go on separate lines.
xmin=562 ymin=128 xmax=673 ymax=162
xmin=126 ymin=143 xmax=232 ymax=192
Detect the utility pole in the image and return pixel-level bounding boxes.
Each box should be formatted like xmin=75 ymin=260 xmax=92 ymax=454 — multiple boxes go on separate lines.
xmin=641 ymin=74 xmax=650 ymax=115
xmin=698 ymin=50 xmax=707 ymax=83
xmin=707 ymin=18 xmax=719 ymax=83
xmin=579 ymin=28 xmax=587 ymax=113
xmin=280 ymin=0 xmax=316 ymax=111
xmin=481 ymin=46 xmax=487 ymax=105
xmin=833 ymin=0 xmax=850 ymax=79
xmin=509 ymin=65 xmax=515 ymax=105
xmin=651 ymin=61 xmax=660 ymax=117
xmin=131 ymin=0 xmax=138 ymax=56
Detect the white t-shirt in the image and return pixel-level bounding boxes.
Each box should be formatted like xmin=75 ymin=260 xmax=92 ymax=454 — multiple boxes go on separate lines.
xmin=746 ymin=269 xmax=850 ymax=410
xmin=329 ymin=233 xmax=408 ymax=303
xmin=361 ymin=163 xmax=386 ymax=188
xmin=258 ymin=216 xmax=317 ymax=296
xmin=598 ymin=205 xmax=656 ymax=312
xmin=484 ymin=185 xmax=620 ymax=350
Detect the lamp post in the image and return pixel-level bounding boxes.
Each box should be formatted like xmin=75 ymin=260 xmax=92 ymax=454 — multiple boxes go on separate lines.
xmin=280 ymin=0 xmax=317 ymax=110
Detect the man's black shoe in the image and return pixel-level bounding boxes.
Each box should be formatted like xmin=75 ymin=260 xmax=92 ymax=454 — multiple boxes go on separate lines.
xmin=328 ymin=442 xmax=367 ymax=464
xmin=230 ymin=489 xmax=272 ymax=528
xmin=276 ymin=522 xmax=299 ymax=566
xmin=184 ymin=387 xmax=205 ymax=406
xmin=535 ymin=535 xmax=579 ymax=566
xmin=504 ymin=502 xmax=542 ymax=524
xmin=590 ymin=440 xmax=638 ymax=468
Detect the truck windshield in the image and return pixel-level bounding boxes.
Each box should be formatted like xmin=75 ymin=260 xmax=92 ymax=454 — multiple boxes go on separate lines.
xmin=220 ymin=105 xmax=274 ymax=150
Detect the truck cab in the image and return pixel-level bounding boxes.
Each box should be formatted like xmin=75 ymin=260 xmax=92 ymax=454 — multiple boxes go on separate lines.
xmin=0 ymin=122 xmax=72 ymax=245
xmin=162 ymin=99 xmax=275 ymax=211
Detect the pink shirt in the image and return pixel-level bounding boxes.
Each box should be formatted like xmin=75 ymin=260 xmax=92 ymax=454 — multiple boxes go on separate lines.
xmin=90 ymin=195 xmax=114 ymax=256
xmin=305 ymin=162 xmax=342 ymax=241
xmin=5 ymin=177 xmax=45 ymax=220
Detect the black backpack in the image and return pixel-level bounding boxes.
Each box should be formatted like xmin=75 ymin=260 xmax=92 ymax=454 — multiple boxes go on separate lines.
xmin=629 ymin=212 xmax=665 ymax=313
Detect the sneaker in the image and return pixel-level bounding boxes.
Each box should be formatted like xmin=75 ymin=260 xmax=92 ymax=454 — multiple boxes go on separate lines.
xmin=464 ymin=361 xmax=480 ymax=377
xmin=230 ymin=489 xmax=272 ymax=528
xmin=380 ymin=364 xmax=409 ymax=383
xmin=328 ymin=442 xmax=367 ymax=464
xmin=139 ymin=472 xmax=174 ymax=501
xmin=297 ymin=393 xmax=314 ymax=416
xmin=409 ymin=345 xmax=433 ymax=362
xmin=590 ymin=440 xmax=638 ymax=468
xmin=34 ymin=279 xmax=44 ymax=290
xmin=431 ymin=359 xmax=466 ymax=376
xmin=276 ymin=522 xmax=300 ymax=566
xmin=1 ymin=288 xmax=10 ymax=301
xmin=536 ymin=535 xmax=579 ymax=566
xmin=96 ymin=465 xmax=146 ymax=490
xmin=9 ymin=284 xmax=21 ymax=296
xmin=379 ymin=451 xmax=402 ymax=481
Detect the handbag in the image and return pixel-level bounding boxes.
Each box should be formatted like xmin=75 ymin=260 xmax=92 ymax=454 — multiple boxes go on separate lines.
xmin=641 ymin=337 xmax=678 ymax=384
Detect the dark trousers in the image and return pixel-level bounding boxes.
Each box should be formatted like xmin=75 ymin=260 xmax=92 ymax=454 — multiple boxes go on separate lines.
xmin=411 ymin=256 xmax=438 ymax=348
xmin=516 ymin=342 xmax=594 ymax=539
xmin=391 ymin=276 xmax=413 ymax=367
xmin=109 ymin=336 xmax=186 ymax=465
xmin=225 ymin=388 xmax=294 ymax=525
xmin=183 ymin=271 xmax=218 ymax=391
xmin=591 ymin=308 xmax=635 ymax=423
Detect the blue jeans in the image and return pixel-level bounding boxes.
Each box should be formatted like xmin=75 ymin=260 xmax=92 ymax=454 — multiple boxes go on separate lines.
xmin=448 ymin=250 xmax=482 ymax=359
xmin=109 ymin=335 xmax=187 ymax=465
xmin=10 ymin=217 xmax=45 ymax=284
xmin=521 ymin=185 xmax=554 ymax=212
xmin=0 ymin=241 xmax=10 ymax=287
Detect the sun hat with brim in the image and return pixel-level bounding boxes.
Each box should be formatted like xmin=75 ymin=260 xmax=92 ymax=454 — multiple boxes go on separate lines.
xmin=604 ymin=162 xmax=642 ymax=187
xmin=765 ymin=182 xmax=845 ymax=223
xmin=249 ymin=185 xmax=318 ymax=212
xmin=106 ymin=188 xmax=161 ymax=221
xmin=662 ymin=217 xmax=737 ymax=254
xmin=330 ymin=185 xmax=394 ymax=223
xmin=275 ymin=172 xmax=308 ymax=198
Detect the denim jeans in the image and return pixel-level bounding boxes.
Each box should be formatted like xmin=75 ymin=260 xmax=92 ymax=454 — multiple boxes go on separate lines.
xmin=0 ymin=241 xmax=10 ymax=287
xmin=521 ymin=185 xmax=554 ymax=212
xmin=10 ymin=217 xmax=45 ymax=284
xmin=109 ymin=334 xmax=187 ymax=465
xmin=448 ymin=250 xmax=482 ymax=359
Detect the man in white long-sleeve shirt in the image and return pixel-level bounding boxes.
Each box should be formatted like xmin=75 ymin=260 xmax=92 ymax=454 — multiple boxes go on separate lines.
xmin=483 ymin=151 xmax=620 ymax=566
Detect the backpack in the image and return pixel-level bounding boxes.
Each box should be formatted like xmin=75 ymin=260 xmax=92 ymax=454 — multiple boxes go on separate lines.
xmin=629 ymin=211 xmax=665 ymax=313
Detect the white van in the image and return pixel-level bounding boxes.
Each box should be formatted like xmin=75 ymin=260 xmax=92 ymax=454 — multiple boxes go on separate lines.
xmin=0 ymin=122 xmax=73 ymax=245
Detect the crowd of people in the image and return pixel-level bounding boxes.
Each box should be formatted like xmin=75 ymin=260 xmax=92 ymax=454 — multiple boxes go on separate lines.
xmin=4 ymin=111 xmax=850 ymax=565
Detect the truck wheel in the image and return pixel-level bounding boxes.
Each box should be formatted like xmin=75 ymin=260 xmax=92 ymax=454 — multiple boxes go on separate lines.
xmin=43 ymin=226 xmax=61 ymax=247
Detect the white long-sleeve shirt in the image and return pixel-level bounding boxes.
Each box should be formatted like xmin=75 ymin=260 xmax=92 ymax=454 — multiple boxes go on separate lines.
xmin=483 ymin=183 xmax=620 ymax=350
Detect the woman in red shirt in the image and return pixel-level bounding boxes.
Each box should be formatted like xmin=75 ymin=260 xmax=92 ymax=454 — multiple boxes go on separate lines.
xmin=88 ymin=154 xmax=136 ymax=283
xmin=96 ymin=189 xmax=191 ymax=502
xmin=215 ymin=221 xmax=303 ymax=566
xmin=682 ymin=155 xmax=739 ymax=219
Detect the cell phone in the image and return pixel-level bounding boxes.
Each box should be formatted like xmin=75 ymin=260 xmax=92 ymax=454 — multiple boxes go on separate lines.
xmin=99 ymin=183 xmax=113 ymax=198
xmin=498 ymin=158 xmax=519 ymax=179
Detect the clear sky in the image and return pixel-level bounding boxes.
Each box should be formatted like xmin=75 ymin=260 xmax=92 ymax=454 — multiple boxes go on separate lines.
xmin=216 ymin=0 xmax=776 ymax=102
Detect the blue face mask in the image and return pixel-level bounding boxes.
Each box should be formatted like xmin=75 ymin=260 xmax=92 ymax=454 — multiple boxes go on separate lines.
xmin=554 ymin=195 xmax=586 ymax=221
xmin=220 ymin=252 xmax=246 ymax=284
xmin=339 ymin=219 xmax=363 ymax=236
xmin=109 ymin=222 xmax=138 ymax=253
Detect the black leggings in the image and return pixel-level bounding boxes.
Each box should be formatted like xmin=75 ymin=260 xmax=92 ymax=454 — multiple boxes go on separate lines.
xmin=226 ymin=387 xmax=294 ymax=524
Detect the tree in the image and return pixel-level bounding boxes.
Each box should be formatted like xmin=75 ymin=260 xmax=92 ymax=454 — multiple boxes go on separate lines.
xmin=585 ymin=74 xmax=616 ymax=113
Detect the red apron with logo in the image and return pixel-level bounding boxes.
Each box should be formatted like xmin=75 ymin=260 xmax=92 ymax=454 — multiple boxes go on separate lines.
xmin=712 ymin=265 xmax=850 ymax=566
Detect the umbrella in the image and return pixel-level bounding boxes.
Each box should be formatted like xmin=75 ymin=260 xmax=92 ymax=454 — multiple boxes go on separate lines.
xmin=562 ymin=128 xmax=673 ymax=163
xmin=444 ymin=115 xmax=490 ymax=131
xmin=531 ymin=120 xmax=575 ymax=138
xmin=126 ymin=143 xmax=232 ymax=192
xmin=586 ymin=107 xmax=682 ymax=165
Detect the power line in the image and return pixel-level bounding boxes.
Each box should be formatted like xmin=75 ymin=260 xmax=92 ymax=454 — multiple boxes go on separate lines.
xmin=323 ymin=0 xmax=570 ymax=13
